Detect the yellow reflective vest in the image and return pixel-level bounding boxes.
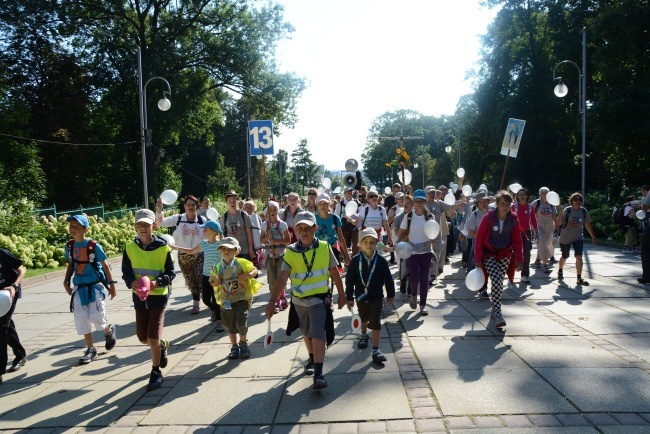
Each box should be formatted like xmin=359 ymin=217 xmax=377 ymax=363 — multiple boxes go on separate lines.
xmin=284 ymin=240 xmax=331 ymax=298
xmin=126 ymin=242 xmax=171 ymax=296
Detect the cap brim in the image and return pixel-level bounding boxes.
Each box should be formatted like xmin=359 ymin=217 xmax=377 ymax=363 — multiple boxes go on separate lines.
xmin=295 ymin=220 xmax=316 ymax=227
xmin=219 ymin=243 xmax=239 ymax=249
xmin=135 ymin=217 xmax=154 ymax=225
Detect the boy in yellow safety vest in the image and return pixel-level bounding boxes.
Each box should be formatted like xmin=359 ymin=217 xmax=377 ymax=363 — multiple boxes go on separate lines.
xmin=122 ymin=209 xmax=176 ymax=391
xmin=264 ymin=211 xmax=347 ymax=390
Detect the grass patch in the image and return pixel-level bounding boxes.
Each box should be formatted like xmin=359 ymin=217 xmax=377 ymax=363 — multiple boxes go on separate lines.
xmin=25 ymin=265 xmax=65 ymax=279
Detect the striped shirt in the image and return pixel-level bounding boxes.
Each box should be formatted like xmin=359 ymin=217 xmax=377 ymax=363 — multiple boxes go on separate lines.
xmin=199 ymin=239 xmax=222 ymax=276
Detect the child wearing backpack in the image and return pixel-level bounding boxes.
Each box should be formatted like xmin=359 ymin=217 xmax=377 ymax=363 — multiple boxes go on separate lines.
xmin=173 ymin=220 xmax=225 ymax=331
xmin=63 ymin=215 xmax=117 ymax=365
xmin=210 ymin=237 xmax=261 ymax=360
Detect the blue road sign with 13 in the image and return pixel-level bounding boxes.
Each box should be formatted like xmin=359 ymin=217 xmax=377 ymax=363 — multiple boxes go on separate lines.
xmin=248 ymin=120 xmax=274 ymax=156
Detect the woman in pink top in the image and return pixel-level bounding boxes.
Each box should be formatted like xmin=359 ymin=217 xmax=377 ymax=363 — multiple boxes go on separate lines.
xmin=512 ymin=188 xmax=538 ymax=284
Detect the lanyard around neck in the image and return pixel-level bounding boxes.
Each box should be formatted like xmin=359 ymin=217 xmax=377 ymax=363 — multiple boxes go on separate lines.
xmin=219 ymin=259 xmax=238 ymax=295
xmin=358 ymin=251 xmax=378 ymax=296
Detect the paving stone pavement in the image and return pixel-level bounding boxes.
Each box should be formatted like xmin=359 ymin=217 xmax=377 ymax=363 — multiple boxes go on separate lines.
xmin=1 ymin=245 xmax=650 ymax=433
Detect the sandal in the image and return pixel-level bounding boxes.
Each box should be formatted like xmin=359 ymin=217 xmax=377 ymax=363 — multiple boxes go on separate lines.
xmin=576 ymin=278 xmax=589 ymax=286
xmin=357 ymin=333 xmax=369 ymax=349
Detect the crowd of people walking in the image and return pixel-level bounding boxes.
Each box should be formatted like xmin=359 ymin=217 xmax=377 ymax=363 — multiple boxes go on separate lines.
xmin=1 ymin=182 xmax=649 ymax=392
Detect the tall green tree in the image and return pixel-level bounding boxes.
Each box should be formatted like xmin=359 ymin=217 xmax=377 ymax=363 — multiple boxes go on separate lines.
xmin=0 ymin=0 xmax=304 ymax=207
xmin=290 ymin=139 xmax=319 ymax=194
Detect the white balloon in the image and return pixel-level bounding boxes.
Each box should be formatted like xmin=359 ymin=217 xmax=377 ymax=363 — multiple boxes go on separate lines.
xmin=370 ymin=185 xmax=377 ymax=192
xmin=637 ymin=210 xmax=647 ymax=220
xmin=423 ymin=219 xmax=441 ymax=239
xmin=397 ymin=169 xmax=412 ymax=185
xmin=444 ymin=193 xmax=455 ymax=205
xmin=322 ymin=177 xmax=331 ymax=189
xmin=317 ymin=187 xmax=324 ymax=194
xmin=479 ymin=184 xmax=487 ymax=191
xmin=395 ymin=242 xmax=413 ymax=259
xmin=160 ymin=234 xmax=175 ymax=247
xmin=457 ymin=167 xmax=465 ymax=178
xmin=160 ymin=189 xmax=178 ymax=205
xmin=345 ymin=200 xmax=358 ymax=216
xmin=546 ymin=191 xmax=561 ymax=206
xmin=206 ymin=207 xmax=219 ymax=221
xmin=508 ymin=183 xmax=522 ymax=194
xmin=449 ymin=181 xmax=455 ymax=188
xmin=465 ymin=268 xmax=486 ymax=291
xmin=384 ymin=186 xmax=391 ymax=194
xmin=451 ymin=185 xmax=459 ymax=193
xmin=462 ymin=185 xmax=472 ymax=196
xmin=333 ymin=186 xmax=341 ymax=194
xmin=0 ymin=290 xmax=11 ymax=317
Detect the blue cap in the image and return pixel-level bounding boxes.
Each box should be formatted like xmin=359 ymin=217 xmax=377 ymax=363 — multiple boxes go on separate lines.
xmin=66 ymin=214 xmax=89 ymax=227
xmin=200 ymin=220 xmax=222 ymax=233
xmin=413 ymin=189 xmax=427 ymax=201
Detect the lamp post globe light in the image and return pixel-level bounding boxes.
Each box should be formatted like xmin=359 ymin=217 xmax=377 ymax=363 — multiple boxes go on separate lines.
xmin=552 ymin=27 xmax=587 ymax=195
xmin=138 ymin=48 xmax=172 ymax=209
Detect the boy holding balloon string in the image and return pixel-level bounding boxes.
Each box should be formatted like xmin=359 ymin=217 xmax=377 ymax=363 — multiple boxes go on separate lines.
xmin=345 ymin=228 xmax=395 ymax=363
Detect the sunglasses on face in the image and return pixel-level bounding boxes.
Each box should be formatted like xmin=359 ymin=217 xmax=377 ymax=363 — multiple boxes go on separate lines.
xmin=573 ymin=199 xmax=583 ymax=202
xmin=308 ymin=193 xmax=316 ymax=196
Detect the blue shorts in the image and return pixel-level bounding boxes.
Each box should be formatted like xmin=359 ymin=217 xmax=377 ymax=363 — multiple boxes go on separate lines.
xmin=560 ymin=240 xmax=584 ymax=257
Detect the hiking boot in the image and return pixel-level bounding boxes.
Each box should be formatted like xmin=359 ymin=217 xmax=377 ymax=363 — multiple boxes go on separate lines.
xmin=214 ymin=320 xmax=225 ymax=333
xmin=147 ymin=370 xmax=163 ymax=390
xmin=239 ymin=342 xmax=251 ymax=359
xmin=409 ymin=295 xmax=417 ymax=309
xmin=104 ymin=324 xmax=117 ymax=351
xmin=210 ymin=310 xmax=219 ymax=322
xmin=9 ymin=356 xmax=27 ymax=372
xmin=228 ymin=345 xmax=240 ymax=360
xmin=576 ymin=278 xmax=590 ymax=286
xmin=357 ymin=333 xmax=369 ymax=349
xmin=79 ymin=347 xmax=97 ymax=365
xmin=372 ymin=351 xmax=387 ymax=363
xmin=303 ymin=360 xmax=315 ymax=376
xmin=159 ymin=339 xmax=169 ymax=368
xmin=313 ymin=375 xmax=327 ymax=389
xmin=549 ymin=257 xmax=557 ymax=263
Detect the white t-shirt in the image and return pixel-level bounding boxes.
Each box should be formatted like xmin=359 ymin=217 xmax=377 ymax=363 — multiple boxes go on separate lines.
xmin=359 ymin=205 xmax=386 ymax=230
xmin=399 ymin=212 xmax=429 ymax=244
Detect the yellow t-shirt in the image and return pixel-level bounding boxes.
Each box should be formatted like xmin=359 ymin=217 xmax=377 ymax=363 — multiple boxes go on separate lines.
xmin=211 ymin=258 xmax=261 ymax=304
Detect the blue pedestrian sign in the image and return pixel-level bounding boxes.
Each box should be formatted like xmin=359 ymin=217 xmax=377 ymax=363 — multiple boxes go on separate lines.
xmin=248 ymin=120 xmax=274 ymax=156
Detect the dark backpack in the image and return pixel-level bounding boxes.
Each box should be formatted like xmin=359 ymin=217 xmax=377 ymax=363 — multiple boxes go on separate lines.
xmin=561 ymin=206 xmax=588 ymax=229
xmin=612 ymin=206 xmax=626 ymax=225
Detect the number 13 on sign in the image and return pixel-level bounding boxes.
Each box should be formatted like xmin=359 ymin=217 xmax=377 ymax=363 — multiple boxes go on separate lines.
xmin=248 ymin=120 xmax=274 ymax=156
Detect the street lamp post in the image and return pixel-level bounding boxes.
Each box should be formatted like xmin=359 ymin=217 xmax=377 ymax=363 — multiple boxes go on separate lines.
xmin=552 ymin=27 xmax=587 ymax=195
xmin=138 ymin=48 xmax=172 ymax=209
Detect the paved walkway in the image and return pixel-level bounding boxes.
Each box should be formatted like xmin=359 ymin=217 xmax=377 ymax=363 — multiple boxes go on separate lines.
xmin=2 ymin=245 xmax=650 ymax=433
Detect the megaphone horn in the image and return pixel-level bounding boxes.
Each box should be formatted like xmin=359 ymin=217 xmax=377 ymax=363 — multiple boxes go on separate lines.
xmin=344 ymin=173 xmax=357 ymax=188
xmin=345 ymin=158 xmax=358 ymax=172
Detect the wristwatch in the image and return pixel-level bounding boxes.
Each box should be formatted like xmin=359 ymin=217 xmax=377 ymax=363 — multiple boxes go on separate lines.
xmin=11 ymin=283 xmax=19 ymax=290
xmin=108 ymin=280 xmax=118 ymax=285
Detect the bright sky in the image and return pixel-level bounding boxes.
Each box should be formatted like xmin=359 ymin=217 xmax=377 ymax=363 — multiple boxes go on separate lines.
xmin=273 ymin=0 xmax=499 ymax=171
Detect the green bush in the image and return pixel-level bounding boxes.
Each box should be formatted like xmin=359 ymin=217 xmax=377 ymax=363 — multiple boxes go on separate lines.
xmin=0 ymin=200 xmax=138 ymax=269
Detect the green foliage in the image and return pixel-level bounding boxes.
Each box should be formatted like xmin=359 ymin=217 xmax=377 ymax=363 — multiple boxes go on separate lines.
xmin=0 ymin=1 xmax=305 ymax=208
xmin=0 ymin=201 xmax=136 ymax=269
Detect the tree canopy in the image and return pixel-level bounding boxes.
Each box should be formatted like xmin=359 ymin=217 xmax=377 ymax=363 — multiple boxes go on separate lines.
xmin=0 ymin=0 xmax=305 ymax=207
